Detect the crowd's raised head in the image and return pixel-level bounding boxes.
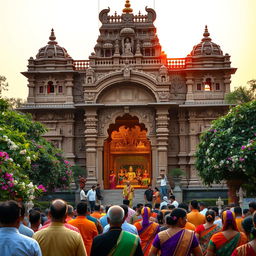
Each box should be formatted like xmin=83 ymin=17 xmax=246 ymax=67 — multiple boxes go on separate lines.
xmin=0 ymin=200 xmax=20 ymax=226
xmin=50 ymin=199 xmax=67 ymax=221
xmin=178 ymin=202 xmax=189 ymax=212
xmin=107 ymin=205 xmax=125 ymax=225
xmin=190 ymin=200 xmax=199 ymax=210
xmin=123 ymin=199 xmax=130 ymax=206
xmin=120 ymin=204 xmax=128 ymax=216
xmin=29 ymin=210 xmax=41 ymax=226
xmin=76 ymin=202 xmax=88 ymax=215
xmin=234 ymin=206 xmax=242 ymax=216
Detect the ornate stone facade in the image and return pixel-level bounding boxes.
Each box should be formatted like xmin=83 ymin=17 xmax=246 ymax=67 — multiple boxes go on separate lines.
xmin=21 ymin=1 xmax=236 ymax=189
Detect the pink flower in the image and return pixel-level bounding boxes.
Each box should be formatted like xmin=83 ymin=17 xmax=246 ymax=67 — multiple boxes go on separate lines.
xmin=241 ymin=146 xmax=246 ymax=150
xmin=38 ymin=184 xmax=47 ymax=192
xmin=239 ymin=158 xmax=245 ymax=162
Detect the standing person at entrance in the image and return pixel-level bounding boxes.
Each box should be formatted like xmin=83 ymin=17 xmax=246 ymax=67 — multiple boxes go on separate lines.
xmin=96 ymin=183 xmax=103 ymax=205
xmin=160 ymin=170 xmax=168 ymax=198
xmin=87 ymin=185 xmax=96 ymax=212
xmin=79 ymin=177 xmax=87 ymax=202
xmin=144 ymin=185 xmax=154 ymax=204
xmin=123 ymin=181 xmax=134 ymax=208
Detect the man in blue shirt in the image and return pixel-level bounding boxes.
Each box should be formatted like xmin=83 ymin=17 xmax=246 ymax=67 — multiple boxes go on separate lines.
xmin=87 ymin=185 xmax=96 ymax=212
xmin=103 ymin=205 xmax=138 ymax=235
xmin=0 ymin=200 xmax=42 ymax=256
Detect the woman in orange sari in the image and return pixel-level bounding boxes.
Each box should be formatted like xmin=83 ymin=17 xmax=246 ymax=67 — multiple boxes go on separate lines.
xmin=206 ymin=210 xmax=247 ymax=256
xmin=232 ymin=211 xmax=256 ymax=256
xmin=152 ymin=187 xmax=161 ymax=208
xmin=134 ymin=207 xmax=160 ymax=256
xmin=195 ymin=210 xmax=222 ymax=255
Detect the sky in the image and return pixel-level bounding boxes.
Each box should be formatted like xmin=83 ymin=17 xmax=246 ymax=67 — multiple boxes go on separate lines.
xmin=1 ymin=0 xmax=256 ymax=99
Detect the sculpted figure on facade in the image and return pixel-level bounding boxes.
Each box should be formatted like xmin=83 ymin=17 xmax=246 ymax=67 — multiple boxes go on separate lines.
xmin=122 ymin=38 xmax=133 ymax=56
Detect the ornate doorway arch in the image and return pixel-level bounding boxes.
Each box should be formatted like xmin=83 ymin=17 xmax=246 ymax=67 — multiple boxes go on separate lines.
xmin=103 ymin=114 xmax=152 ymax=189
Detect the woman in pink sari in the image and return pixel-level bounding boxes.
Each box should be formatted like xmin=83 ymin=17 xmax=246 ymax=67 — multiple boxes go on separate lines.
xmin=109 ymin=170 xmax=116 ymax=189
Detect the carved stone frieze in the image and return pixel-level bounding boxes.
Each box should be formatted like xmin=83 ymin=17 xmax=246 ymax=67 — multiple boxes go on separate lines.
xmin=84 ymin=92 xmax=96 ymax=102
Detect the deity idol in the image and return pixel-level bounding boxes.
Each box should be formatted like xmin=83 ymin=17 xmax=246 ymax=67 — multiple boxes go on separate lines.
xmin=141 ymin=169 xmax=150 ymax=186
xmin=118 ymin=168 xmax=125 ymax=185
xmin=127 ymin=166 xmax=136 ymax=182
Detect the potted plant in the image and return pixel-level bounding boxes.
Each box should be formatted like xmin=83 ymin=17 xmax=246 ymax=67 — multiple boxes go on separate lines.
xmin=168 ymin=168 xmax=184 ymax=185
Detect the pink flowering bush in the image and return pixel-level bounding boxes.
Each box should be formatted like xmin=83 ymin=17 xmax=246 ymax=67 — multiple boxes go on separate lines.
xmin=195 ymin=100 xmax=256 ymax=194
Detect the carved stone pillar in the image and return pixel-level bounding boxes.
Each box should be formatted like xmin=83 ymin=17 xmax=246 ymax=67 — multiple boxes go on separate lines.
xmin=155 ymin=106 xmax=169 ymax=179
xmin=224 ymin=74 xmax=231 ymax=98
xmin=178 ymin=109 xmax=187 ymax=166
xmin=65 ymin=74 xmax=74 ymax=104
xmin=64 ymin=112 xmax=76 ymax=165
xmin=188 ymin=110 xmax=200 ymax=187
xmin=27 ymin=77 xmax=35 ymax=103
xmin=185 ymin=74 xmax=194 ymax=103
xmin=84 ymin=108 xmax=98 ymax=186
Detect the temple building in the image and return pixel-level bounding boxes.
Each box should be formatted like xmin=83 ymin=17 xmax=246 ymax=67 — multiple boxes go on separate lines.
xmin=21 ymin=1 xmax=236 ymax=197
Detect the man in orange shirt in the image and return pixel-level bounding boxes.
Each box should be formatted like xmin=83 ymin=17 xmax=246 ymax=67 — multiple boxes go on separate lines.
xmin=69 ymin=202 xmax=98 ymax=255
xmin=187 ymin=200 xmax=205 ymax=228
xmin=91 ymin=204 xmax=102 ymax=219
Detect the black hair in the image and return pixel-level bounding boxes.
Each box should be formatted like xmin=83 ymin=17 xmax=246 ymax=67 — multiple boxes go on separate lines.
xmin=94 ymin=204 xmax=100 ymax=211
xmin=249 ymin=202 xmax=256 ymax=210
xmin=167 ymin=205 xmax=175 ymax=210
xmin=155 ymin=187 xmax=159 ymax=191
xmin=157 ymin=211 xmax=164 ymax=224
xmin=29 ymin=210 xmax=41 ymax=224
xmin=0 ymin=200 xmax=21 ymax=225
xmin=120 ymin=205 xmax=128 ymax=216
xmin=145 ymin=203 xmax=152 ymax=209
xmin=155 ymin=203 xmax=160 ymax=209
xmin=205 ymin=210 xmax=215 ymax=223
xmin=190 ymin=200 xmax=199 ymax=210
xmin=161 ymin=205 xmax=167 ymax=210
xmin=252 ymin=213 xmax=256 ymax=238
xmin=243 ymin=209 xmax=250 ymax=215
xmin=170 ymin=195 xmax=175 ymax=200
xmin=242 ymin=216 xmax=253 ymax=235
xmin=76 ymin=202 xmax=87 ymax=215
xmin=178 ymin=203 xmax=189 ymax=212
xmin=234 ymin=206 xmax=242 ymax=215
xmin=211 ymin=207 xmax=219 ymax=216
xmin=50 ymin=200 xmax=67 ymax=219
xmin=166 ymin=208 xmax=186 ymax=226
xmin=123 ymin=199 xmax=130 ymax=206
xmin=137 ymin=203 xmax=143 ymax=208
xmin=105 ymin=205 xmax=111 ymax=213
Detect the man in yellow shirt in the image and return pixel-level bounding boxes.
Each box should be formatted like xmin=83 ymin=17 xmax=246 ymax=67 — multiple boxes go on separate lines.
xmin=234 ymin=206 xmax=244 ymax=232
xmin=33 ymin=199 xmax=87 ymax=256
xmin=187 ymin=200 xmax=205 ymax=228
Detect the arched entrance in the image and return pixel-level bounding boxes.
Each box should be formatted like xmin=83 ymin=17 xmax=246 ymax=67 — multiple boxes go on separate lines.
xmin=103 ymin=114 xmax=152 ymax=189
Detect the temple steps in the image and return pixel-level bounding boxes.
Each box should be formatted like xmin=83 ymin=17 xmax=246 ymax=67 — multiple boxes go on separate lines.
xmin=102 ymin=189 xmax=146 ymax=207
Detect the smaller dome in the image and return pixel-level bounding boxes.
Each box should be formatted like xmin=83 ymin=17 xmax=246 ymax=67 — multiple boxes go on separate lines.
xmin=190 ymin=26 xmax=223 ymax=56
xmin=36 ymin=29 xmax=70 ymax=59
xmin=120 ymin=27 xmax=135 ymax=35
xmin=103 ymin=42 xmax=113 ymax=49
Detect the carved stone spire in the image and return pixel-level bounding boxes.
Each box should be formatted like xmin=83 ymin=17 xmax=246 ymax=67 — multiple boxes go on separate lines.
xmin=123 ymin=0 xmax=133 ymax=14
xmin=48 ymin=28 xmax=58 ymax=45
xmin=202 ymin=25 xmax=211 ymax=42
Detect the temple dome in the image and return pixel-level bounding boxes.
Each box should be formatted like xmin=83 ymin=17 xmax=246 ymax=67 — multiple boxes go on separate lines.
xmin=36 ymin=29 xmax=71 ymax=59
xmin=190 ymin=26 xmax=223 ymax=56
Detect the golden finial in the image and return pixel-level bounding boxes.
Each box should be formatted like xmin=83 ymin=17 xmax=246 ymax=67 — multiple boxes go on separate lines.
xmin=123 ymin=0 xmax=133 ymax=14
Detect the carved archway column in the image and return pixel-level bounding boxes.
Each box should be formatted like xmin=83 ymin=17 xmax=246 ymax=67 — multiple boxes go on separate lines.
xmin=65 ymin=74 xmax=74 ymax=104
xmin=155 ymin=106 xmax=170 ymax=179
xmin=84 ymin=107 xmax=98 ymax=186
xmin=224 ymin=74 xmax=231 ymax=98
xmin=27 ymin=77 xmax=35 ymax=103
xmin=185 ymin=74 xmax=194 ymax=103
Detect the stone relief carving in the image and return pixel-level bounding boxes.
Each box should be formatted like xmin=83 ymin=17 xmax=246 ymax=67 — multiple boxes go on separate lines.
xmin=84 ymin=92 xmax=96 ymax=102
xmin=158 ymin=91 xmax=170 ymax=101
xmin=170 ymin=75 xmax=186 ymax=94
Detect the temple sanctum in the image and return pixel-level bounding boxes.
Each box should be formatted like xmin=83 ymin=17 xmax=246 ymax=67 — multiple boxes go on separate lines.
xmin=20 ymin=1 xmax=236 ymax=196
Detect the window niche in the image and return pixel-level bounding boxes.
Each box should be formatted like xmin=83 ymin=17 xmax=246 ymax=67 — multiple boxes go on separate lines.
xmin=47 ymin=81 xmax=55 ymax=93
xmin=204 ymin=78 xmax=212 ymax=91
